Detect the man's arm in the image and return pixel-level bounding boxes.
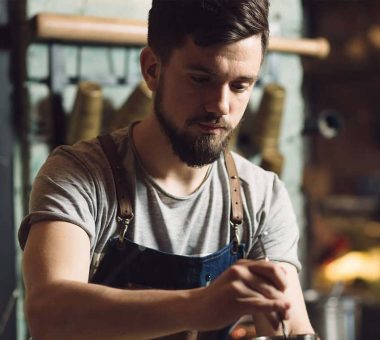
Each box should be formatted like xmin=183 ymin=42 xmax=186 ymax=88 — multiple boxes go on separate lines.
xmin=251 ymin=263 xmax=315 ymax=336
xmin=23 ymin=221 xmax=192 ymax=340
xmin=23 ymin=221 xmax=291 ymax=340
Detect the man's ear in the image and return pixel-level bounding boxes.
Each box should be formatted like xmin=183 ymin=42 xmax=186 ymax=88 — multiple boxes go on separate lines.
xmin=140 ymin=47 xmax=160 ymax=92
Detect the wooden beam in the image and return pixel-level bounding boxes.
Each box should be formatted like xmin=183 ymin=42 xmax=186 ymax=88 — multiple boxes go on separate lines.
xmin=268 ymin=36 xmax=330 ymax=59
xmin=32 ymin=12 xmax=148 ymax=46
xmin=32 ymin=13 xmax=330 ymax=58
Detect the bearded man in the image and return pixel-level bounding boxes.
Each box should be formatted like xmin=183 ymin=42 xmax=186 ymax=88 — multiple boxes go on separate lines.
xmin=20 ymin=1 xmax=315 ymax=339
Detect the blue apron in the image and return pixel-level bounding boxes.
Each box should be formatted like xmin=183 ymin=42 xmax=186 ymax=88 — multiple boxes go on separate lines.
xmin=92 ymin=134 xmax=245 ymax=340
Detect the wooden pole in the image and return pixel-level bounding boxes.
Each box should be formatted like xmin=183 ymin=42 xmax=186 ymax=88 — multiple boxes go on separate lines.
xmin=268 ymin=36 xmax=330 ymax=59
xmin=32 ymin=12 xmax=330 ymax=58
xmin=32 ymin=13 xmax=148 ymax=46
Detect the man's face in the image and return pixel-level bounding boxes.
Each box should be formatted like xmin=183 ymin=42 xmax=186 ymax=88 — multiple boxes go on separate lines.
xmin=154 ymin=35 xmax=263 ymax=167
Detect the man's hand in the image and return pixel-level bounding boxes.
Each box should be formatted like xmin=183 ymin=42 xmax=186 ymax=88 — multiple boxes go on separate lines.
xmin=251 ymin=262 xmax=316 ymax=336
xmin=188 ymin=259 xmax=291 ymax=331
xmin=23 ymin=222 xmax=312 ymax=339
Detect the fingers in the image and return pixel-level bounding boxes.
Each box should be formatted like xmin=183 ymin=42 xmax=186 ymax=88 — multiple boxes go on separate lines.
xmin=223 ymin=263 xmax=290 ymax=315
xmin=249 ymin=276 xmax=283 ymax=301
xmin=193 ymin=261 xmax=291 ymax=332
xmin=225 ymin=261 xmax=287 ymax=300
xmin=239 ymin=294 xmax=290 ymax=315
xmin=237 ymin=259 xmax=288 ymax=292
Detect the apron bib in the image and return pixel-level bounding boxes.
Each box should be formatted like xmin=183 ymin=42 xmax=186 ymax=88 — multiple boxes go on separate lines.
xmin=92 ymin=133 xmax=245 ymax=340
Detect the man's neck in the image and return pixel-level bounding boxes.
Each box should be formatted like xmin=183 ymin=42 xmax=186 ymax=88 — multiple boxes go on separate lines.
xmin=131 ymin=116 xmax=211 ymax=197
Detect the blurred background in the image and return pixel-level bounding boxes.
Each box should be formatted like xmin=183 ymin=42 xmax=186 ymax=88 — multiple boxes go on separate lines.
xmin=1 ymin=0 xmax=380 ymax=339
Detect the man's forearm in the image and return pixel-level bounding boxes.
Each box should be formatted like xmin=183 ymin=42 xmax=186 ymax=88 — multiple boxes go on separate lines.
xmin=26 ymin=280 xmax=196 ymax=340
xmin=252 ymin=263 xmax=315 ymax=337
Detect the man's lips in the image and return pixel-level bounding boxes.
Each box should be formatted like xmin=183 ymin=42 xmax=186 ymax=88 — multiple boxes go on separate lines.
xmin=187 ymin=116 xmax=230 ymax=133
xmin=197 ymin=122 xmax=227 ymax=132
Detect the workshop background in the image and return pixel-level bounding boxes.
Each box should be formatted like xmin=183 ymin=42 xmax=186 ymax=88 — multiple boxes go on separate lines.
xmin=1 ymin=0 xmax=380 ymax=339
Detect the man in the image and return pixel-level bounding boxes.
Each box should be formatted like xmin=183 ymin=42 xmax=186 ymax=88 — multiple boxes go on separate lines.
xmin=20 ymin=0 xmax=315 ymax=339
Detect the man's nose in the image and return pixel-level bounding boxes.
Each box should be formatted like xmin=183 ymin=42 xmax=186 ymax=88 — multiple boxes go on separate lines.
xmin=204 ymin=85 xmax=230 ymax=116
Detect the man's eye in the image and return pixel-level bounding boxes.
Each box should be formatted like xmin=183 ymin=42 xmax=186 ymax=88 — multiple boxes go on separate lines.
xmin=231 ymin=82 xmax=249 ymax=92
xmin=191 ymin=76 xmax=209 ymax=83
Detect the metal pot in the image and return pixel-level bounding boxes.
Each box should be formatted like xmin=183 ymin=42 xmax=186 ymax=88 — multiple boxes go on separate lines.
xmin=251 ymin=335 xmax=318 ymax=340
xmin=304 ymin=289 xmax=361 ymax=340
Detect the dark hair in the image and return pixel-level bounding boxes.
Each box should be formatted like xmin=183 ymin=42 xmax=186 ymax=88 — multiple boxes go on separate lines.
xmin=148 ymin=0 xmax=269 ymax=63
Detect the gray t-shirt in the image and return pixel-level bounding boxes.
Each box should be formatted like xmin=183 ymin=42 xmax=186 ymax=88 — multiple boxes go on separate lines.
xmin=19 ymin=127 xmax=301 ymax=277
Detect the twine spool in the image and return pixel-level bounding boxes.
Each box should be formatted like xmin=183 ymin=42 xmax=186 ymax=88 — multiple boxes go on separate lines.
xmin=253 ymin=83 xmax=285 ymax=150
xmin=110 ymin=80 xmax=153 ymax=131
xmin=251 ymin=83 xmax=286 ymax=176
xmin=66 ymin=81 xmax=103 ymax=144
xmin=261 ymin=148 xmax=284 ymax=177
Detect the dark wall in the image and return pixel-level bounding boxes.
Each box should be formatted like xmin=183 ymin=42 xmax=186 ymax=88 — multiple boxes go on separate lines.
xmin=303 ymin=0 xmax=380 ymax=195
xmin=0 ymin=0 xmax=17 ymax=338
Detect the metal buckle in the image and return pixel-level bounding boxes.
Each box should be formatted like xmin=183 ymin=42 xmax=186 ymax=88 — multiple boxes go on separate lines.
xmin=116 ymin=213 xmax=134 ymax=247
xmin=230 ymin=222 xmax=241 ymax=255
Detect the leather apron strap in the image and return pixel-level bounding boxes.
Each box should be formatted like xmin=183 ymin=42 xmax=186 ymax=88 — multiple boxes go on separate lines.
xmin=223 ymin=150 xmax=244 ymax=254
xmin=98 ymin=134 xmax=244 ymax=253
xmin=98 ymin=134 xmax=134 ymax=246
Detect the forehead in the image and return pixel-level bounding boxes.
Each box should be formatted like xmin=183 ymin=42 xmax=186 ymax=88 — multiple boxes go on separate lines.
xmin=165 ymin=35 xmax=263 ymax=77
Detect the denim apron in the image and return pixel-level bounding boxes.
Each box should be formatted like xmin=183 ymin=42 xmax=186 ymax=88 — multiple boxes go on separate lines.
xmin=91 ymin=134 xmax=245 ymax=340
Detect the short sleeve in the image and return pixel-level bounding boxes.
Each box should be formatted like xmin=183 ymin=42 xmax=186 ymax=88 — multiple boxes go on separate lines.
xmin=18 ymin=147 xmax=98 ymax=251
xmin=247 ymin=174 xmax=301 ymax=271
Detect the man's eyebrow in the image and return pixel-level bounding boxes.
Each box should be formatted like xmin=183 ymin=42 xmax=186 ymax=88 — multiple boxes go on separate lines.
xmin=185 ymin=64 xmax=218 ymax=76
xmin=185 ymin=64 xmax=259 ymax=82
xmin=235 ymin=75 xmax=259 ymax=83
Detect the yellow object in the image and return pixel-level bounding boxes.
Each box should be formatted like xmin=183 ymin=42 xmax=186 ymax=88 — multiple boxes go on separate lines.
xmin=323 ymin=248 xmax=380 ymax=282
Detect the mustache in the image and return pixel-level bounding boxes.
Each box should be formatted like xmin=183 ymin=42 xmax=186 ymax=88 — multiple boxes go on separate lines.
xmin=187 ymin=115 xmax=231 ymax=129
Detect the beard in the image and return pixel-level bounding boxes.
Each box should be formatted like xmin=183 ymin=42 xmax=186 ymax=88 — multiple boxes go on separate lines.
xmin=154 ymin=81 xmax=233 ymax=167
